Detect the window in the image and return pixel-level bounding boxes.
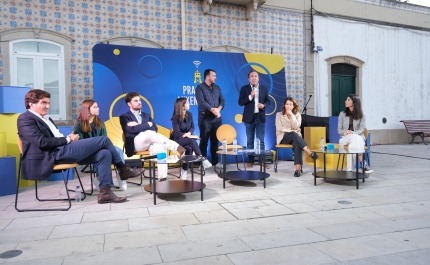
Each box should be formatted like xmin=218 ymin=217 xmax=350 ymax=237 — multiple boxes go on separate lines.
xmin=10 ymin=40 xmax=66 ymax=120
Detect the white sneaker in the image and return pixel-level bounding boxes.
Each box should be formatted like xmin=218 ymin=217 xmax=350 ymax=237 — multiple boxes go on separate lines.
xmin=202 ymin=159 xmax=212 ymax=169
xmin=181 ymin=169 xmax=188 ymax=180
xmin=346 ymin=168 xmax=353 ymax=172
xmin=116 ymin=174 xmax=128 ymax=191
xmin=92 ymin=177 xmax=100 ymax=191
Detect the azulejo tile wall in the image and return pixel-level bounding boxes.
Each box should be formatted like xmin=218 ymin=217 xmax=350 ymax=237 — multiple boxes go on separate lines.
xmin=0 ymin=0 xmax=305 ymax=120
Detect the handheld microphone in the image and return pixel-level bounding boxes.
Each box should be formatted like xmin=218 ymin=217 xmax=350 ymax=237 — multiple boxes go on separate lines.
xmin=309 ymin=95 xmax=312 ymax=98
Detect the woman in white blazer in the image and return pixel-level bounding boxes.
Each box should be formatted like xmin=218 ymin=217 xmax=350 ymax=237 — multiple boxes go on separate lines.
xmin=337 ymin=94 xmax=373 ymax=173
xmin=276 ymin=97 xmax=318 ymax=177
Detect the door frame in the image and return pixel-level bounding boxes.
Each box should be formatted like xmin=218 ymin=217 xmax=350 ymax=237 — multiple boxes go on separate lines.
xmin=326 ymin=56 xmax=364 ymax=116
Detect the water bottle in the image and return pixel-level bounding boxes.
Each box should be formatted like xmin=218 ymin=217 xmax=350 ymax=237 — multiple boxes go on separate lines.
xmin=339 ymin=136 xmax=344 ymax=150
xmin=233 ymin=138 xmax=238 ymax=153
xmin=75 ymin=186 xmax=82 ymax=202
xmin=222 ymin=138 xmax=227 ymax=154
xmin=157 ymin=142 xmax=167 ymax=160
xmin=149 ymin=143 xmax=154 ymax=155
xmin=320 ymin=137 xmax=324 ymax=152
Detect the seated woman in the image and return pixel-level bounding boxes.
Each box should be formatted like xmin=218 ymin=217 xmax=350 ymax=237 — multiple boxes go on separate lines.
xmin=275 ymin=97 xmax=318 ymax=177
xmin=170 ymin=98 xmax=211 ymax=180
xmin=338 ymin=94 xmax=373 ymax=173
xmin=74 ymin=99 xmax=139 ymax=191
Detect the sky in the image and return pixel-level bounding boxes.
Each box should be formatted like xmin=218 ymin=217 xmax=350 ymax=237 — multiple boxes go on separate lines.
xmin=406 ymin=0 xmax=430 ymax=7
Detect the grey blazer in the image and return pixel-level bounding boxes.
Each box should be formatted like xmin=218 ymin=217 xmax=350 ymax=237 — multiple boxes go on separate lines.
xmin=337 ymin=111 xmax=366 ymax=140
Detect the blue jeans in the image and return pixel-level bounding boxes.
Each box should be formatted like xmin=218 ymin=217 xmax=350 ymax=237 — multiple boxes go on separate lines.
xmin=244 ymin=115 xmax=265 ymax=162
xmin=54 ymin=136 xmax=122 ymax=188
xmin=94 ymin=146 xmax=125 ymax=178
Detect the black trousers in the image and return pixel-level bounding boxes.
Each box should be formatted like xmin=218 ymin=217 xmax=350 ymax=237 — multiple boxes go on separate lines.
xmin=175 ymin=137 xmax=201 ymax=170
xmin=198 ymin=113 xmax=222 ymax=165
xmin=280 ymin=132 xmax=308 ymax=165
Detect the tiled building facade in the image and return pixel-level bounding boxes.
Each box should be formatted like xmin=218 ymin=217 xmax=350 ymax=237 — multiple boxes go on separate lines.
xmin=0 ymin=0 xmax=306 ymax=120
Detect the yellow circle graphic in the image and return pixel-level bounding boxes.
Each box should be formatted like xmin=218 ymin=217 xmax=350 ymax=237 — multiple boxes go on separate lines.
xmin=113 ymin=49 xmax=120 ymax=55
xmin=266 ymin=95 xmax=277 ymax=116
xmin=235 ymin=114 xmax=243 ymax=124
xmin=108 ymin=94 xmax=154 ymax=134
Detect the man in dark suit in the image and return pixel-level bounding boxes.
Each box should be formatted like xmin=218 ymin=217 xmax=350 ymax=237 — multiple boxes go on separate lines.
xmin=17 ymin=89 xmax=135 ymax=204
xmin=238 ymin=70 xmax=270 ymax=168
xmin=119 ymin=92 xmax=185 ymax=180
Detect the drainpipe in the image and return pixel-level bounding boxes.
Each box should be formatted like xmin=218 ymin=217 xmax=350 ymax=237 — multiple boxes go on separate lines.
xmin=181 ymin=0 xmax=186 ymax=50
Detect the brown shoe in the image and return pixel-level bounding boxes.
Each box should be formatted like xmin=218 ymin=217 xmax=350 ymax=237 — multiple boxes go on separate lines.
xmin=246 ymin=162 xmax=254 ymax=168
xmin=98 ymin=186 xmax=127 ymax=204
xmin=131 ymin=167 xmax=145 ymax=178
xmin=177 ymin=145 xmax=186 ymax=156
xmin=119 ymin=164 xmax=135 ymax=180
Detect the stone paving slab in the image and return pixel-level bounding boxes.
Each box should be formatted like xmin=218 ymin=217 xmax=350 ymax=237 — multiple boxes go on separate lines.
xmin=154 ymin=255 xmax=234 ymax=265
xmin=129 ymin=213 xmax=200 ymax=231
xmin=310 ymin=234 xmax=415 ymax=261
xmin=227 ymin=244 xmax=337 ymax=265
xmin=158 ymin=237 xmax=252 ymax=263
xmin=1 ymin=144 xmax=430 ymax=264
xmin=62 ymin=246 xmax=162 ymax=265
xmin=396 ymin=248 xmax=430 ymax=265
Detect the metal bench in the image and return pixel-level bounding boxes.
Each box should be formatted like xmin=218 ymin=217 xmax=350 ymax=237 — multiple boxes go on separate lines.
xmin=400 ymin=120 xmax=430 ymax=145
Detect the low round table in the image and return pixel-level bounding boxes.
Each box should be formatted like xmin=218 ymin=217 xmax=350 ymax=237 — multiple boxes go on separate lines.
xmin=143 ymin=155 xmax=206 ymax=204
xmin=217 ymin=149 xmax=270 ymax=188
xmin=312 ymin=148 xmax=369 ymax=189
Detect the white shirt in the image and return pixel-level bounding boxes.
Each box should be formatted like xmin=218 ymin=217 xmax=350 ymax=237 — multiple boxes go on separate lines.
xmin=131 ymin=109 xmax=142 ymax=124
xmin=248 ymin=84 xmax=259 ymax=113
xmin=28 ymin=110 xmax=70 ymax=143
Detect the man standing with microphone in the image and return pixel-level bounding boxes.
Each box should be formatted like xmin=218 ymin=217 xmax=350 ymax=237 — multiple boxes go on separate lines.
xmin=238 ymin=70 xmax=270 ymax=168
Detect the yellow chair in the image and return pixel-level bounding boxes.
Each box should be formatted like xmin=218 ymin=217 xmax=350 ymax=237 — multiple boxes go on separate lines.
xmin=15 ymin=137 xmax=86 ymax=212
xmin=216 ymin=124 xmax=243 ymax=151
xmin=122 ymin=133 xmax=150 ymax=185
xmin=274 ymin=144 xmax=293 ymax=173
xmin=215 ymin=124 xmax=245 ymax=171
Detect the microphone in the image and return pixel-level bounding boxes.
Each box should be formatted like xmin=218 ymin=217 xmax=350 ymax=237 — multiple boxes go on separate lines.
xmin=309 ymin=95 xmax=312 ymax=98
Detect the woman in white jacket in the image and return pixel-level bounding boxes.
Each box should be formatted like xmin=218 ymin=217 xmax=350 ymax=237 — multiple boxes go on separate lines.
xmin=337 ymin=94 xmax=373 ymax=173
xmin=276 ymin=97 xmax=318 ymax=177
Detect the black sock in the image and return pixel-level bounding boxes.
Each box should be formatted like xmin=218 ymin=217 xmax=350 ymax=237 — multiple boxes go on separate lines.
xmin=115 ymin=162 xmax=126 ymax=168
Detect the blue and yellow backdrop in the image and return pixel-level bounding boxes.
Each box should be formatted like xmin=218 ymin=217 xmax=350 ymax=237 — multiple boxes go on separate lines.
xmin=93 ymin=44 xmax=291 ymax=160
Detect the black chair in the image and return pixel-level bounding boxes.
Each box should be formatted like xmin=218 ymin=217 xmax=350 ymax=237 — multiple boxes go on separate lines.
xmin=15 ymin=137 xmax=86 ymax=212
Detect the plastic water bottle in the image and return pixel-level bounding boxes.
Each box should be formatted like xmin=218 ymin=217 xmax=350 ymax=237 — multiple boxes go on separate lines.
xmin=256 ymin=138 xmax=261 ymax=153
xmin=222 ymin=138 xmax=227 ymax=154
xmin=233 ymin=138 xmax=238 ymax=153
xmin=149 ymin=143 xmax=154 ymax=155
xmin=339 ymin=136 xmax=344 ymax=150
xmin=75 ymin=186 xmax=82 ymax=202
xmin=320 ymin=137 xmax=325 ymax=152
xmin=157 ymin=142 xmax=167 ymax=160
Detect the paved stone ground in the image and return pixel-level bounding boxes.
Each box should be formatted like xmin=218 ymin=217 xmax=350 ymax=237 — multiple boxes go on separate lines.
xmin=0 ymin=144 xmax=429 ymax=264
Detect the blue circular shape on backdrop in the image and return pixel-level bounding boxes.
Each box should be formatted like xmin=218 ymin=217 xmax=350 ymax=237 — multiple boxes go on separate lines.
xmin=138 ymin=55 xmax=162 ymax=78
xmin=235 ymin=62 xmax=273 ymax=94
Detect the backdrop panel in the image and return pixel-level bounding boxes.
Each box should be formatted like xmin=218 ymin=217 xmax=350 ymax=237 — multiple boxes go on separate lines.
xmin=93 ymin=44 xmax=291 ymax=160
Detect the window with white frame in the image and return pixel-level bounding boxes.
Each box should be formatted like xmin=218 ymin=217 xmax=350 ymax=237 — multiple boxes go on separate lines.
xmin=10 ymin=40 xmax=66 ymax=120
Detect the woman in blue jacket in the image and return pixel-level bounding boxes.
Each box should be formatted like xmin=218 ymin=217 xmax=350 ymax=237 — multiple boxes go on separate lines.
xmin=171 ymin=98 xmax=211 ymax=179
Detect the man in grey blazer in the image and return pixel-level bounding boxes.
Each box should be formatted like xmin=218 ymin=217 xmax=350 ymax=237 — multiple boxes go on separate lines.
xmin=17 ymin=89 xmax=135 ymax=204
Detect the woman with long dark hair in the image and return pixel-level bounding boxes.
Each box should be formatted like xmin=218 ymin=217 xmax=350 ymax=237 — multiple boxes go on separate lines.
xmin=275 ymin=97 xmax=318 ymax=177
xmin=171 ymin=98 xmax=211 ymax=180
xmin=338 ymin=94 xmax=373 ymax=173
xmin=74 ymin=99 xmax=138 ymax=191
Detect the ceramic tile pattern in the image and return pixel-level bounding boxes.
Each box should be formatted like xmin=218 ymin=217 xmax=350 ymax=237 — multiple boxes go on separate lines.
xmin=0 ymin=0 xmax=306 ymax=119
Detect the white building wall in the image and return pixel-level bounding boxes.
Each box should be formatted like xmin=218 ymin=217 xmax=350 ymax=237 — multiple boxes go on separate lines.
xmin=313 ymin=16 xmax=430 ymax=133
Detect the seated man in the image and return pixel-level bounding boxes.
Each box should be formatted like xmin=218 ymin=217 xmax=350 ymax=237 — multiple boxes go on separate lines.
xmin=17 ymin=89 xmax=135 ymax=204
xmin=120 ymin=92 xmax=185 ymax=180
